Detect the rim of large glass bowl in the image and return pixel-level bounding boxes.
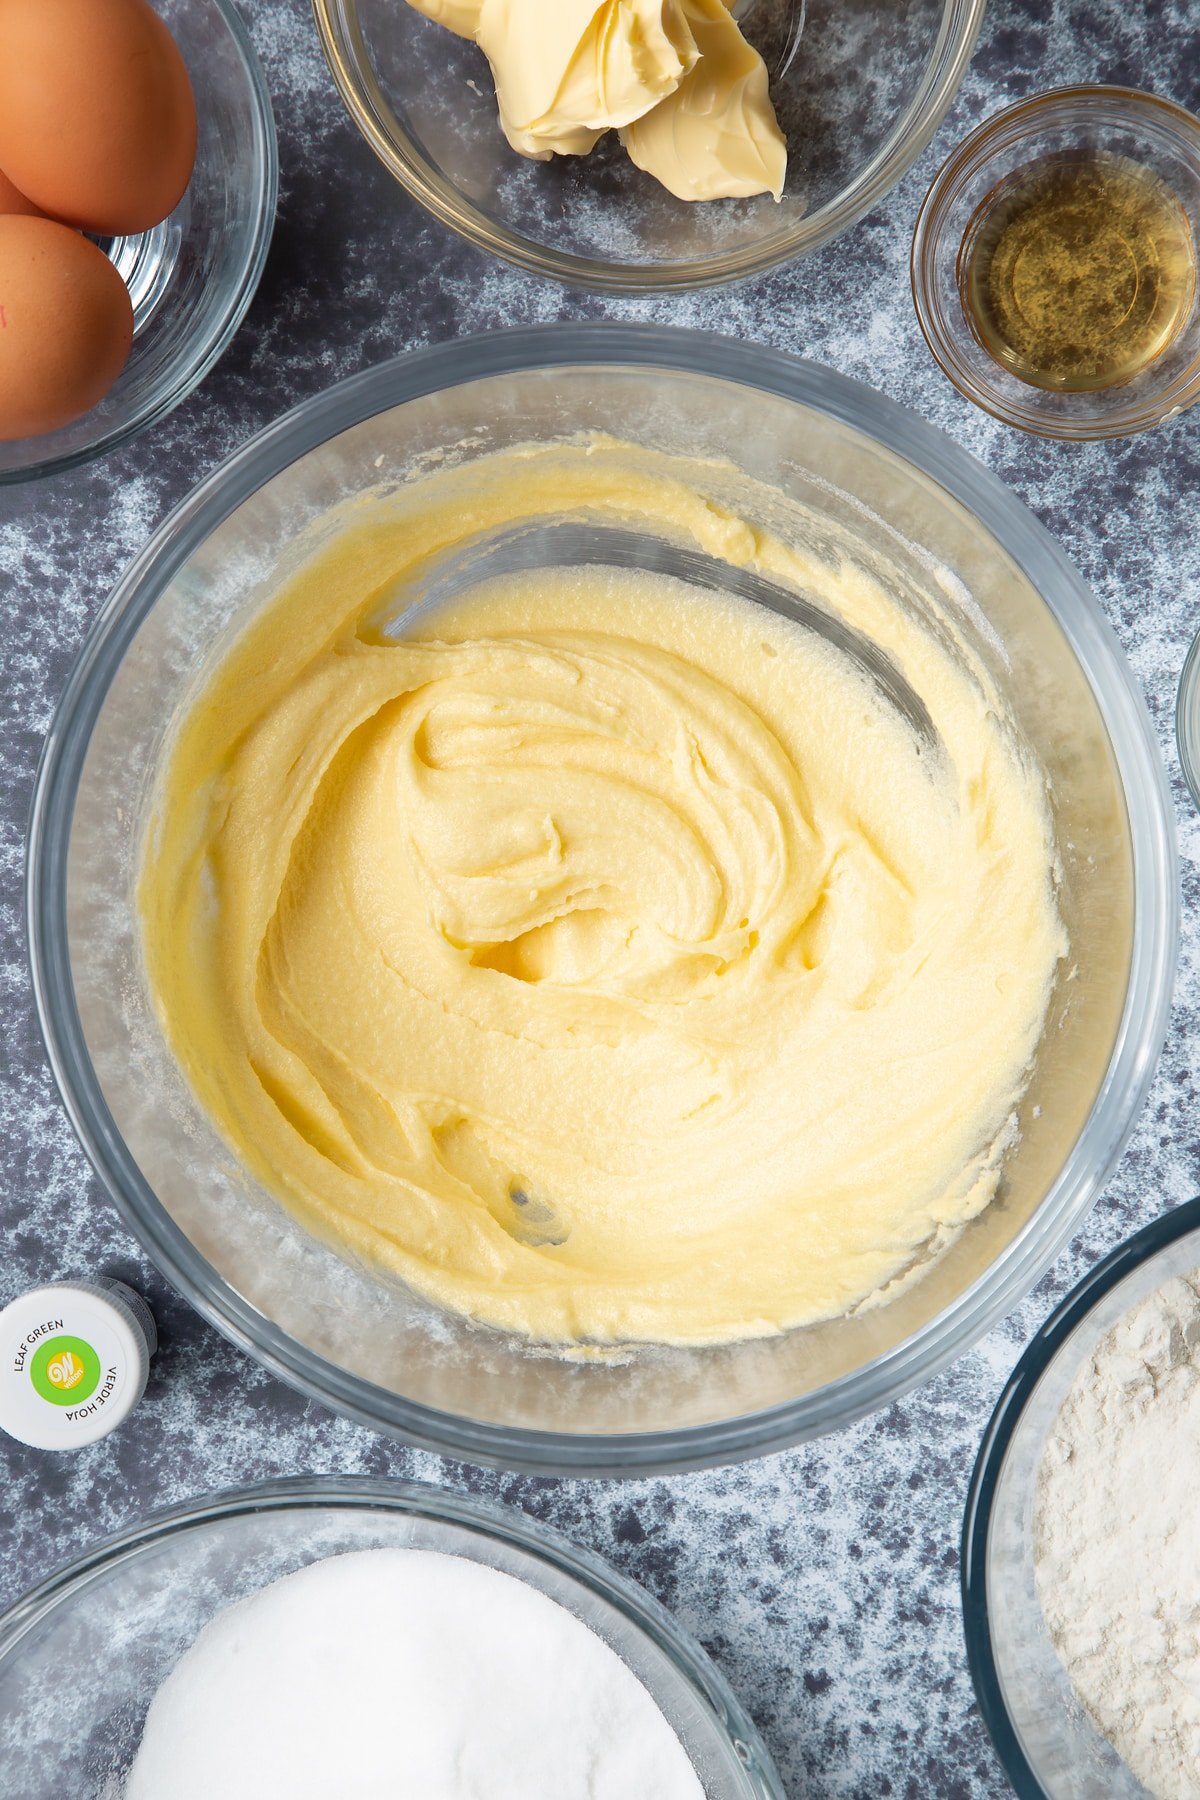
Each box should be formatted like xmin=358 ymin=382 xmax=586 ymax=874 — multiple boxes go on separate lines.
xmin=310 ymin=0 xmax=987 ymax=293
xmin=26 ymin=323 xmax=1178 ymax=1477
xmin=1175 ymin=625 xmax=1200 ymax=812
xmin=2 ymin=0 xmax=278 ymax=486
xmin=0 ymin=1473 xmax=784 ymax=1799
xmin=960 ymin=1195 xmax=1200 ymax=1799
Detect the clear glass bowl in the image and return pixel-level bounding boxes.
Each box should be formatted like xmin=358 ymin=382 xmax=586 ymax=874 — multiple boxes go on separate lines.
xmin=27 ymin=323 xmax=1177 ymax=1475
xmin=0 ymin=0 xmax=277 ymax=484
xmin=1176 ymin=625 xmax=1200 ymax=811
xmin=311 ymin=0 xmax=986 ymax=291
xmin=962 ymin=1196 xmax=1200 ymax=1797
xmin=0 ymin=1475 xmax=783 ymax=1797
xmin=912 ymin=87 xmax=1200 ymax=440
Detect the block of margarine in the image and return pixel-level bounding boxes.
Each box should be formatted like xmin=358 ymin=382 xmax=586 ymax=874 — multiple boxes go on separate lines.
xmin=407 ymin=0 xmax=786 ymax=200
xmin=620 ymin=0 xmax=786 ymax=201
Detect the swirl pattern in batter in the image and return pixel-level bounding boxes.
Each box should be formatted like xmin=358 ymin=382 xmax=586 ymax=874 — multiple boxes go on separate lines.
xmin=139 ymin=443 xmax=1066 ymax=1345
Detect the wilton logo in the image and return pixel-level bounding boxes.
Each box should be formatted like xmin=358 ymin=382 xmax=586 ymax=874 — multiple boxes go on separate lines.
xmin=30 ymin=1334 xmax=102 ymax=1407
xmin=46 ymin=1349 xmax=86 ymax=1391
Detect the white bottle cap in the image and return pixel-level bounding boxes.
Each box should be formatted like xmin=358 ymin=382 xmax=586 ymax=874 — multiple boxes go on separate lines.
xmin=0 ymin=1278 xmax=157 ymax=1451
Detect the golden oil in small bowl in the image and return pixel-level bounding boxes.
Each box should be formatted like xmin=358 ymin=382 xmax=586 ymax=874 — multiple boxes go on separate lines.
xmin=913 ymin=89 xmax=1200 ymax=439
xmin=963 ymin=152 xmax=1195 ymax=392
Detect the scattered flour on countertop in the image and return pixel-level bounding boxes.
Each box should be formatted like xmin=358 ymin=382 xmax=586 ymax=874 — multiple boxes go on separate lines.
xmin=1034 ymin=1271 xmax=1200 ymax=1799
xmin=123 ymin=1547 xmax=705 ymax=1799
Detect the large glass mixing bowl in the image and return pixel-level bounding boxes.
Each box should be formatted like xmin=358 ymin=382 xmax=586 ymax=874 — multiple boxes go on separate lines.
xmin=0 ymin=1477 xmax=782 ymax=1797
xmin=312 ymin=0 xmax=986 ymax=291
xmin=27 ymin=324 xmax=1177 ymax=1475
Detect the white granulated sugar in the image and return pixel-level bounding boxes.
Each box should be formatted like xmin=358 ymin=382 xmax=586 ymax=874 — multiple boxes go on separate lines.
xmin=1033 ymin=1271 xmax=1200 ymax=1798
xmin=123 ymin=1547 xmax=704 ymax=1800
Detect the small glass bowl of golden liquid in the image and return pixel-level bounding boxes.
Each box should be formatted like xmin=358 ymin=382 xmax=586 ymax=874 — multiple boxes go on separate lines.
xmin=913 ymin=88 xmax=1200 ymax=438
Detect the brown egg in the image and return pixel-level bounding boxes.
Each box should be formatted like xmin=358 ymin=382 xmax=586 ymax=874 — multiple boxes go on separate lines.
xmin=0 ymin=216 xmax=134 ymax=439
xmin=0 ymin=166 xmax=47 ymax=218
xmin=0 ymin=0 xmax=197 ymax=237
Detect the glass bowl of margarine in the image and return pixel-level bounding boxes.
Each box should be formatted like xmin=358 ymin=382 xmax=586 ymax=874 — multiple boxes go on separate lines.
xmin=0 ymin=1477 xmax=783 ymax=1796
xmin=27 ymin=324 xmax=1176 ymax=1475
xmin=310 ymin=0 xmax=986 ymax=290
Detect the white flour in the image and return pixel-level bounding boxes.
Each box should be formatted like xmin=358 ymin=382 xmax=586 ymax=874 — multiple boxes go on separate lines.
xmin=1033 ymin=1271 xmax=1200 ymax=1798
xmin=123 ymin=1547 xmax=705 ymax=1799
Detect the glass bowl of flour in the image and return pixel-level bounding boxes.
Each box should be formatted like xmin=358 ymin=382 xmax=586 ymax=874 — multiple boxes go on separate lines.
xmin=0 ymin=1476 xmax=782 ymax=1798
xmin=963 ymin=1196 xmax=1200 ymax=1799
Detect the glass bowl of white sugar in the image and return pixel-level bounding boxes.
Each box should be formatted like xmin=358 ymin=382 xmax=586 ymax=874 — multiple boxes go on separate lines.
xmin=963 ymin=1195 xmax=1200 ymax=1800
xmin=0 ymin=1476 xmax=782 ymax=1799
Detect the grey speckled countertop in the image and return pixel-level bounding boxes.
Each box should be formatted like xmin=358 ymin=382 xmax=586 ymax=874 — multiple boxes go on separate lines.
xmin=3 ymin=3 xmax=1200 ymax=1795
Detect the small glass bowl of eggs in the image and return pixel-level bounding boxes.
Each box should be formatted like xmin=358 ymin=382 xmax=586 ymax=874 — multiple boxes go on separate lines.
xmin=0 ymin=0 xmax=277 ymax=483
